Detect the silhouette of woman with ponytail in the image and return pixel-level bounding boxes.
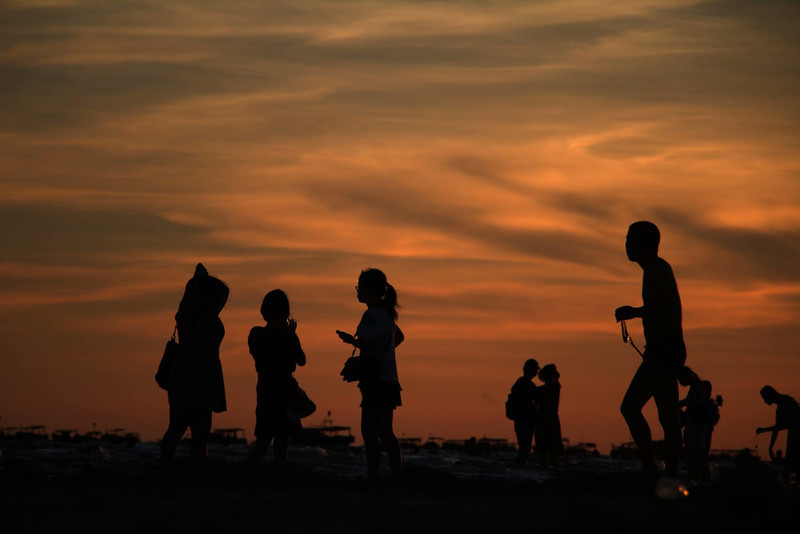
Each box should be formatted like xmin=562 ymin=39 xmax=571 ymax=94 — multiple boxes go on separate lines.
xmin=337 ymin=268 xmax=404 ymax=478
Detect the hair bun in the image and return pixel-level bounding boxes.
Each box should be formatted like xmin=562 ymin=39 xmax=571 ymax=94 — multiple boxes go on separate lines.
xmin=194 ymin=263 xmax=209 ymax=277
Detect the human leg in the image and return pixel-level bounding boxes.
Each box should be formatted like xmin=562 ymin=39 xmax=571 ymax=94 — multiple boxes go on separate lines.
xmin=273 ymin=434 xmax=289 ymax=463
xmin=535 ymin=423 xmax=550 ymax=467
xmin=251 ymin=407 xmax=273 ymax=458
xmin=620 ymin=361 xmax=658 ymax=474
xmin=552 ymin=416 xmax=563 ymax=466
xmin=701 ymin=426 xmax=713 ymax=482
xmin=161 ymin=406 xmax=189 ymax=461
xmin=377 ymin=409 xmax=402 ymax=474
xmin=653 ymin=371 xmax=680 ymax=477
xmin=361 ymin=407 xmax=382 ymax=477
xmin=785 ymin=427 xmax=798 ymax=480
xmin=514 ymin=420 xmax=533 ymax=465
xmin=188 ymin=409 xmax=212 ymax=459
xmin=250 ymin=434 xmax=273 ymax=459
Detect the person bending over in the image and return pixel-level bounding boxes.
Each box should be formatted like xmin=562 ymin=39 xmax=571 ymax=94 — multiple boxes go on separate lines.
xmin=756 ymin=385 xmax=800 ymax=485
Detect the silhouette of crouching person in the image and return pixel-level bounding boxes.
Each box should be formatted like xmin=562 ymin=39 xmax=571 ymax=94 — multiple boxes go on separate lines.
xmin=756 ymin=385 xmax=800 ymax=483
xmin=161 ymin=263 xmax=229 ymax=461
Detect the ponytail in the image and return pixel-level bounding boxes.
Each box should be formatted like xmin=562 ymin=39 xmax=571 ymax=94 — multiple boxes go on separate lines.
xmin=383 ymin=282 xmax=399 ymax=322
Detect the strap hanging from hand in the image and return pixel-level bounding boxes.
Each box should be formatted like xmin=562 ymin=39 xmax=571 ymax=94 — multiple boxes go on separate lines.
xmin=621 ymin=320 xmax=644 ymax=357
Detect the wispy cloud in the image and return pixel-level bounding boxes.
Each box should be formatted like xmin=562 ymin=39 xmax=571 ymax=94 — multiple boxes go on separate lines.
xmin=1 ymin=0 xmax=798 ymax=448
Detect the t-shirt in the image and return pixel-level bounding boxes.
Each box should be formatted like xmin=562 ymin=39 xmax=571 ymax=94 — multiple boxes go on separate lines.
xmin=248 ymin=326 xmax=305 ymax=394
xmin=775 ymin=395 xmax=800 ymax=430
xmin=356 ymin=307 xmax=400 ymax=383
xmin=510 ymin=377 xmax=537 ymax=420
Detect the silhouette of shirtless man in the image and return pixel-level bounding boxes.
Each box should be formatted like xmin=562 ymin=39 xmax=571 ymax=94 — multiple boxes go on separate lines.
xmin=615 ymin=221 xmax=686 ymax=478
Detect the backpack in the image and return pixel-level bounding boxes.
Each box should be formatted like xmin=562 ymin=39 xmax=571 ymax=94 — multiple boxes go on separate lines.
xmin=703 ymin=398 xmax=720 ymax=426
xmin=505 ymin=392 xmax=517 ymax=420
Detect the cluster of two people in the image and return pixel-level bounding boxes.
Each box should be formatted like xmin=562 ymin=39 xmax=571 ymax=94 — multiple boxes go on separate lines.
xmin=677 ymin=366 xmax=721 ymax=482
xmin=508 ymin=359 xmax=562 ymax=467
xmin=160 ymin=264 xmax=405 ymax=478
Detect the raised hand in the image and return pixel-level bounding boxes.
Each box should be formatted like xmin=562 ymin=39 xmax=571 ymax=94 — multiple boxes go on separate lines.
xmin=336 ymin=330 xmax=357 ymax=346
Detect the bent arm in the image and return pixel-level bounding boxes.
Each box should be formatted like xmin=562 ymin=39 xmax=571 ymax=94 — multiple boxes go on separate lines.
xmin=394 ymin=325 xmax=404 ymax=347
xmin=615 ymin=305 xmax=643 ymax=322
xmin=769 ymin=429 xmax=779 ymax=457
xmin=336 ymin=330 xmax=357 ymax=346
xmin=247 ymin=327 xmax=259 ymax=358
xmin=294 ymin=334 xmax=307 ymax=367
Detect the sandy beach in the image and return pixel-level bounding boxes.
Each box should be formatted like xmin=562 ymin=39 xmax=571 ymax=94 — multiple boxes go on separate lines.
xmin=1 ymin=438 xmax=797 ymax=533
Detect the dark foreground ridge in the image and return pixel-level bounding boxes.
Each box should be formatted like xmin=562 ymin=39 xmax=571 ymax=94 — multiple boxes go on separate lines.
xmin=1 ymin=440 xmax=797 ymax=533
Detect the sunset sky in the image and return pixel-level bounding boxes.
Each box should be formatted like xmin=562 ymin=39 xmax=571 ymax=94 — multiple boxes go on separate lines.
xmin=1 ymin=0 xmax=798 ymax=454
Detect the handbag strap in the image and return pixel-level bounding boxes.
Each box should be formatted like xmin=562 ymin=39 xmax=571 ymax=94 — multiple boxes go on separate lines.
xmin=620 ymin=320 xmax=644 ymax=358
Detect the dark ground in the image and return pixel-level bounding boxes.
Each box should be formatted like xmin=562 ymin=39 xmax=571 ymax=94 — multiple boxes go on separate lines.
xmin=1 ymin=440 xmax=797 ymax=533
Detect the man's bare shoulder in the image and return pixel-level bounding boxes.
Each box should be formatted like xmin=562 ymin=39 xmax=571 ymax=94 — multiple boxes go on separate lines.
xmin=645 ymin=257 xmax=675 ymax=277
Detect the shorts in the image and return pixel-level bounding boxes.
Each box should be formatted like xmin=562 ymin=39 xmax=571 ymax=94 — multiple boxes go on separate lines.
xmin=643 ymin=338 xmax=686 ymax=374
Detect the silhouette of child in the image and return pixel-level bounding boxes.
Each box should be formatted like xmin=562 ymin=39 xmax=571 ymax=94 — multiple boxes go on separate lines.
xmin=536 ymin=363 xmax=562 ymax=468
xmin=337 ymin=268 xmax=404 ymax=478
xmin=161 ymin=263 xmax=229 ymax=461
xmin=510 ymin=358 xmax=539 ymax=466
xmin=678 ymin=367 xmax=718 ymax=482
xmin=248 ymin=289 xmax=306 ymax=464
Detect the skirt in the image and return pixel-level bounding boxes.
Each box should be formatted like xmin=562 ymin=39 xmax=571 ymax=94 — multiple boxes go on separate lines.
xmin=359 ymin=380 xmax=402 ymax=410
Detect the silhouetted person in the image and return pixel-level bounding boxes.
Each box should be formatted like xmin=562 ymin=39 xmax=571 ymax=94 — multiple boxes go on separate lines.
xmin=615 ymin=221 xmax=686 ymax=478
xmin=337 ymin=268 xmax=404 ymax=478
xmin=700 ymin=380 xmax=720 ymax=477
xmin=536 ymin=363 xmax=562 ymax=467
xmin=248 ymin=289 xmax=307 ymax=465
xmin=161 ymin=263 xmax=229 ymax=461
xmin=756 ymin=385 xmax=800 ymax=483
xmin=678 ymin=367 xmax=719 ymax=482
xmin=510 ymin=359 xmax=539 ymax=466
